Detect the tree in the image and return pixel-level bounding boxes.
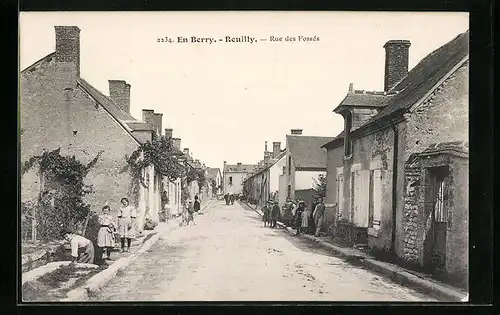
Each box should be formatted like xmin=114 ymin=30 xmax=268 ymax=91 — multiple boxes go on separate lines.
xmin=313 ymin=173 xmax=327 ymax=198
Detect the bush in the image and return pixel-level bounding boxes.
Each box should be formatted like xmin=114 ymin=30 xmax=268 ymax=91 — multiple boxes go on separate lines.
xmin=143 ymin=217 xmax=157 ymax=230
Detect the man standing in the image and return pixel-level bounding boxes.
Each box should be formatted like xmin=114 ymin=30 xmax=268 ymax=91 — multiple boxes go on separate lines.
xmin=313 ymin=197 xmax=326 ymax=237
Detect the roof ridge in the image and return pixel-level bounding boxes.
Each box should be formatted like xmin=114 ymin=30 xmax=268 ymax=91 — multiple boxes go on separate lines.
xmin=21 ymin=52 xmax=56 ymax=74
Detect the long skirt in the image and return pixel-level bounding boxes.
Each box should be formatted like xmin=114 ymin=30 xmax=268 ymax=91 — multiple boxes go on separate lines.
xmin=77 ymin=242 xmax=95 ymax=264
xmin=118 ymin=217 xmax=135 ymax=239
xmin=301 ymin=213 xmax=309 ymax=228
xmin=314 ymin=215 xmax=324 ymax=236
xmin=97 ymin=227 xmax=115 ymax=247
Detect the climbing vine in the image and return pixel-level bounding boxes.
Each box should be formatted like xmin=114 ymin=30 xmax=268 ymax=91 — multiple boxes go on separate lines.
xmin=125 ymin=135 xmax=185 ymax=189
xmin=21 ymin=148 xmax=102 ymax=241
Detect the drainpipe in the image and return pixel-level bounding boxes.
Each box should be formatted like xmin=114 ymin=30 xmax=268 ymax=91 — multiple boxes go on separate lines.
xmin=390 ymin=118 xmax=399 ymax=255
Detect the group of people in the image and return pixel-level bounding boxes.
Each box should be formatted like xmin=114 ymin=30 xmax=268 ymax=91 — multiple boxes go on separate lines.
xmin=61 ymin=197 xmax=137 ymax=265
xmin=285 ymin=196 xmax=326 ymax=237
xmin=179 ymin=195 xmax=201 ymax=226
xmin=261 ymin=200 xmax=281 ymax=228
xmin=224 ymin=193 xmax=237 ymax=205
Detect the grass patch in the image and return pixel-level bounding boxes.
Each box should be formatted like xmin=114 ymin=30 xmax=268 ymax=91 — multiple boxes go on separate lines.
xmin=22 ymin=264 xmax=101 ymax=302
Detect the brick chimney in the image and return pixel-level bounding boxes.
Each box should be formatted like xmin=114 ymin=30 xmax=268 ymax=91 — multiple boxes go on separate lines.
xmin=55 ymin=26 xmax=80 ymax=89
xmin=164 ymin=128 xmax=173 ymax=139
xmin=291 ymin=129 xmax=303 ymax=135
xmin=172 ymin=138 xmax=181 ymax=150
xmin=108 ymin=80 xmax=131 ymax=114
xmin=383 ymin=40 xmax=411 ymax=92
xmin=273 ymin=142 xmax=281 ymax=157
xmin=142 ymin=109 xmax=155 ymax=127
xmin=153 ymin=113 xmax=163 ymax=136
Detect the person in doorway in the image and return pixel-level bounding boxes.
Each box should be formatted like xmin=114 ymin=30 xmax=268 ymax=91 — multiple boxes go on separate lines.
xmin=271 ymin=201 xmax=281 ymax=228
xmin=62 ymin=229 xmax=95 ymax=264
xmin=117 ymin=197 xmax=137 ymax=253
xmin=194 ymin=195 xmax=201 ymax=212
xmin=97 ymin=205 xmax=116 ymax=260
xmin=187 ymin=200 xmax=196 ymax=225
xmin=313 ymin=197 xmax=326 ymax=237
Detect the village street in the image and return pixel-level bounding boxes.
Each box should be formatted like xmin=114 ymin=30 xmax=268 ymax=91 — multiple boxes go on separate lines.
xmin=90 ymin=200 xmax=436 ymax=302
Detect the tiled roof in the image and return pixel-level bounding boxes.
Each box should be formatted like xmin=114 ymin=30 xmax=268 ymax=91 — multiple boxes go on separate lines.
xmin=287 ymin=135 xmax=333 ymax=169
xmin=224 ymin=164 xmax=256 ymax=173
xmin=124 ymin=121 xmax=155 ymax=131
xmin=77 ymin=78 xmax=135 ymax=121
xmin=357 ymin=31 xmax=469 ymax=131
xmin=207 ymin=168 xmax=221 ymax=179
xmin=321 ymin=131 xmax=344 ymax=149
xmin=338 ymin=92 xmax=390 ymax=108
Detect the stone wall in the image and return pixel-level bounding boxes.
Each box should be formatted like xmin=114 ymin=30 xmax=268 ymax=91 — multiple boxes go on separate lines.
xmin=402 ymin=156 xmax=421 ymax=263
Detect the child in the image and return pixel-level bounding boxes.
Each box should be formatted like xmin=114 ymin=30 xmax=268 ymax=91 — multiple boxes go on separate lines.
xmin=62 ymin=229 xmax=95 ymax=264
xmin=117 ymin=197 xmax=137 ymax=252
xmin=97 ymin=205 xmax=116 ymax=260
xmin=301 ymin=206 xmax=310 ymax=234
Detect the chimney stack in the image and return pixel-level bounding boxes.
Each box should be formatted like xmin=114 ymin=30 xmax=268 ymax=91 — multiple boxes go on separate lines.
xmin=153 ymin=113 xmax=163 ymax=136
xmin=383 ymin=40 xmax=411 ymax=92
xmin=172 ymin=138 xmax=181 ymax=150
xmin=108 ymin=80 xmax=131 ymax=114
xmin=291 ymin=129 xmax=303 ymax=135
xmin=142 ymin=109 xmax=155 ymax=127
xmin=164 ymin=128 xmax=173 ymax=139
xmin=55 ymin=26 xmax=81 ymax=89
xmin=348 ymin=83 xmax=354 ymax=93
xmin=273 ymin=142 xmax=281 ymax=157
xmin=183 ymin=148 xmax=190 ymax=156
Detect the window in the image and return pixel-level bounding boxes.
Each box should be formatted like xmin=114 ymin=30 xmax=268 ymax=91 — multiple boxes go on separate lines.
xmin=288 ymin=156 xmax=292 ymax=175
xmin=229 ymin=176 xmax=233 ymax=185
xmin=287 ymin=185 xmax=291 ymax=198
xmin=431 ymin=167 xmax=449 ymax=223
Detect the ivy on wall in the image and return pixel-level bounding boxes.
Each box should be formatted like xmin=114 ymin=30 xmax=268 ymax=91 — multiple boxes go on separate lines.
xmin=21 ymin=148 xmax=102 ymax=241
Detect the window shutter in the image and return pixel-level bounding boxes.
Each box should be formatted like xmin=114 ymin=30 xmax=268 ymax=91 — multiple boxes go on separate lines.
xmin=372 ymin=170 xmax=382 ymax=227
xmin=354 ymin=169 xmax=370 ymax=228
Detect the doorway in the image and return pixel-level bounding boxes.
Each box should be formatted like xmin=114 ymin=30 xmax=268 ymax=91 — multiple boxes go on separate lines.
xmin=423 ymin=166 xmax=449 ymax=272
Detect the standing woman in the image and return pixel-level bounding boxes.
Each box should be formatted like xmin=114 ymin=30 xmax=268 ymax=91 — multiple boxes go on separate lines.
xmin=97 ymin=205 xmax=116 ymax=260
xmin=117 ymin=197 xmax=137 ymax=252
xmin=301 ymin=204 xmax=310 ymax=234
xmin=194 ymin=195 xmax=201 ymax=212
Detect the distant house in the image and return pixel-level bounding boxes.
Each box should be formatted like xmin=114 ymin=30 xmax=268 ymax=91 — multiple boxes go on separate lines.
xmin=322 ymin=31 xmax=469 ymax=285
xmin=20 ymin=26 xmax=164 ymax=231
xmin=279 ymin=129 xmax=333 ymax=211
xmin=223 ymin=162 xmax=255 ymax=195
xmin=243 ymin=141 xmax=286 ymax=207
xmin=207 ymin=168 xmax=223 ymax=196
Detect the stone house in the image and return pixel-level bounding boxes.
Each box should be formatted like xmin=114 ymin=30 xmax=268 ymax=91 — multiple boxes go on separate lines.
xmin=242 ymin=141 xmax=286 ymax=207
xmin=322 ymin=31 xmax=468 ymax=284
xmin=279 ymin=129 xmax=333 ymax=211
xmin=223 ymin=161 xmax=255 ymax=195
xmin=20 ymin=26 xmax=166 ymax=232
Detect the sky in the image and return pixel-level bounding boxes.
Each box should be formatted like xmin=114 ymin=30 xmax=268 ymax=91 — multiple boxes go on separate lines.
xmin=19 ymin=11 xmax=468 ymax=171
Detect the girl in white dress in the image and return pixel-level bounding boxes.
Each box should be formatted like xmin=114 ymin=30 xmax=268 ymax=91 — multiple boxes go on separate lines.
xmin=117 ymin=197 xmax=137 ymax=252
xmin=97 ymin=205 xmax=116 ymax=260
